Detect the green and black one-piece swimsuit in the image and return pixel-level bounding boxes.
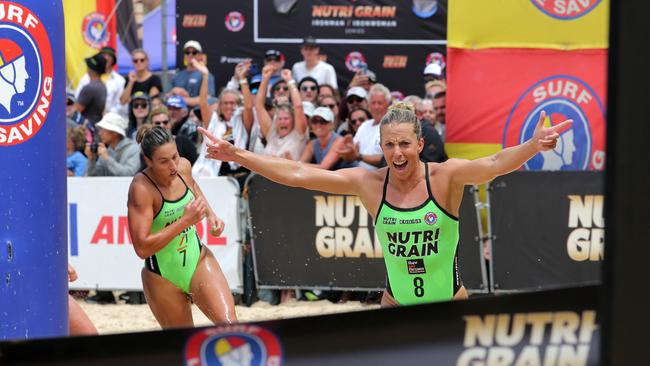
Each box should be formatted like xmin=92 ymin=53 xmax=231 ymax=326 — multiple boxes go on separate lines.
xmin=374 ymin=163 xmax=462 ymax=305
xmin=142 ymin=172 xmax=202 ymax=294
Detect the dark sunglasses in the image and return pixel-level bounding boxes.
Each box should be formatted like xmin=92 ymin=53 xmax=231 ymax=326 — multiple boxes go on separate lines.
xmin=347 ymin=96 xmax=364 ymax=103
xmin=350 ymin=117 xmax=367 ymax=124
xmin=133 ymin=102 xmax=148 ymax=109
xmin=274 ymin=85 xmax=289 ymax=92
xmin=265 ymin=56 xmax=281 ymax=62
xmin=66 ymin=101 xmax=74 ymax=106
xmin=322 ymin=103 xmax=336 ymax=109
xmin=301 ymin=85 xmax=318 ymax=92
xmin=184 ymin=50 xmax=199 ymax=56
xmin=153 ymin=120 xmax=170 ymax=126
xmin=310 ymin=118 xmax=330 ymax=125
xmin=132 ymin=58 xmax=146 ymax=63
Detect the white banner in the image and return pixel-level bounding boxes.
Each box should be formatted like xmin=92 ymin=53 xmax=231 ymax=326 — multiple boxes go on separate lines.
xmin=67 ymin=177 xmax=243 ymax=293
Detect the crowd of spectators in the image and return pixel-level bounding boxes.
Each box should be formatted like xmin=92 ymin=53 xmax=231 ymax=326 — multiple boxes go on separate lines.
xmin=67 ymin=37 xmax=448 ymax=305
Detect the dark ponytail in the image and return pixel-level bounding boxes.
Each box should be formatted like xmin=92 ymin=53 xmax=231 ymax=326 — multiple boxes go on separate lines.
xmin=136 ymin=125 xmax=174 ymax=159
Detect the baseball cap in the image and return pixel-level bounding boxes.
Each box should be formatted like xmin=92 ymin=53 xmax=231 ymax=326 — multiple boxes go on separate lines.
xmin=183 ymin=40 xmax=203 ymax=53
xmin=100 ymin=46 xmax=117 ymax=64
xmin=302 ymin=36 xmax=317 ymax=47
xmin=303 ymin=101 xmax=315 ymax=118
xmin=96 ymin=112 xmax=128 ymax=137
xmin=66 ymin=92 xmax=76 ymax=104
xmin=424 ymin=63 xmax=443 ymax=77
xmin=312 ymin=107 xmax=334 ymax=123
xmin=346 ymin=86 xmax=368 ymax=100
xmin=166 ymin=95 xmax=187 ymax=109
xmin=265 ymin=49 xmax=284 ymax=61
xmin=85 ymin=52 xmax=107 ymax=75
xmin=132 ymin=91 xmax=150 ymax=102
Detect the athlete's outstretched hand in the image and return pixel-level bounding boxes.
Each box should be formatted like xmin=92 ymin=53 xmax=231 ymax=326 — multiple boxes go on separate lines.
xmin=68 ymin=264 xmax=78 ymax=282
xmin=208 ymin=215 xmax=225 ymax=237
xmin=532 ymin=110 xmax=572 ymax=152
xmin=198 ymin=127 xmax=238 ymax=162
xmin=183 ymin=197 xmax=207 ymax=226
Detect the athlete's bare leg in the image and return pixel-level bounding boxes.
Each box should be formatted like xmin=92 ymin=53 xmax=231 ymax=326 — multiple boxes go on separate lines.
xmin=191 ymin=249 xmax=237 ymax=324
xmin=141 ymin=268 xmax=193 ymax=328
xmin=68 ymin=295 xmax=97 ymax=336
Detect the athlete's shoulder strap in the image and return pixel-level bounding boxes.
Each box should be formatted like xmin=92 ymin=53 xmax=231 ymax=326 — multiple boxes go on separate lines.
xmin=141 ymin=171 xmax=165 ymax=201
xmin=177 ymin=172 xmax=192 ymax=193
xmin=381 ymin=168 xmax=390 ymax=203
xmin=424 ymin=162 xmax=434 ymax=201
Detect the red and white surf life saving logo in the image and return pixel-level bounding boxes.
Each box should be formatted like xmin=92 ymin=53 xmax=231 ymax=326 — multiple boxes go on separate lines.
xmin=0 ymin=2 xmax=53 ymax=146
xmin=530 ymin=0 xmax=602 ymax=20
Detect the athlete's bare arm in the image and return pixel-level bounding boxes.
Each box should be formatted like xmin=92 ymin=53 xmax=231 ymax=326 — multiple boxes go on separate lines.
xmin=177 ymin=158 xmax=225 ymax=236
xmin=446 ymin=111 xmax=572 ymax=186
xmin=127 ymin=175 xmax=207 ymax=258
xmin=199 ymin=127 xmax=379 ymax=198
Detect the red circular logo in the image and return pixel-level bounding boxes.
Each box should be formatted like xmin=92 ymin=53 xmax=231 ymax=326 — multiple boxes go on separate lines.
xmin=0 ymin=2 xmax=53 ymax=146
xmin=81 ymin=12 xmax=109 ymax=49
xmin=225 ymin=11 xmax=245 ymax=32
xmin=530 ymin=0 xmax=602 ymax=20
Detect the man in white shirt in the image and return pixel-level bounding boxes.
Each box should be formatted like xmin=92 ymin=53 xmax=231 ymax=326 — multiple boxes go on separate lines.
xmin=338 ymin=84 xmax=391 ymax=170
xmin=75 ymin=47 xmax=126 ymax=117
xmin=291 ymin=36 xmax=338 ymax=90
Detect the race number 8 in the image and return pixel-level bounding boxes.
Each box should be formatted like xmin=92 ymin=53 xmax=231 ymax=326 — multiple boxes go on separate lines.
xmin=413 ymin=277 xmax=424 ymax=297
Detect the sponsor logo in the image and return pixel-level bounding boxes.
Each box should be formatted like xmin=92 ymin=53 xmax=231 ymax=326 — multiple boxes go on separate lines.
xmin=225 ymin=11 xmax=245 ymax=32
xmin=184 ymin=325 xmax=283 ymax=366
xmin=383 ymin=217 xmax=397 ymax=225
xmin=399 ymin=218 xmax=422 ymax=225
xmin=220 ymin=56 xmax=248 ymax=65
xmin=182 ymin=14 xmax=207 ymax=28
xmin=383 ymin=55 xmax=408 ymax=69
xmin=567 ymin=195 xmax=604 ymax=262
xmin=425 ymin=52 xmax=446 ymax=70
xmin=387 ymin=229 xmax=440 ymax=258
xmin=407 ymin=259 xmax=426 ymax=275
xmin=81 ymin=12 xmax=109 ymax=49
xmin=424 ymin=212 xmax=437 ymax=225
xmin=530 ymin=0 xmax=602 ymax=20
xmin=344 ymin=51 xmax=366 ymax=72
xmin=502 ymin=75 xmax=606 ymax=171
xmin=458 ymin=310 xmax=597 ymax=366
xmin=0 ymin=2 xmax=53 ymax=146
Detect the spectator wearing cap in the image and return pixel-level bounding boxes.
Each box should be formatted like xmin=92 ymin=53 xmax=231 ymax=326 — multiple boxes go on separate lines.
xmin=298 ymin=76 xmax=319 ymax=104
xmin=256 ymin=65 xmax=308 ymax=160
xmin=166 ymin=95 xmax=198 ymax=143
xmin=193 ymin=60 xmax=254 ymax=183
xmin=74 ymin=52 xmax=107 ymax=126
xmin=300 ymin=106 xmax=356 ymax=170
xmin=167 ymin=40 xmax=216 ymax=107
xmin=337 ymin=83 xmax=391 ymax=170
xmin=424 ymin=62 xmax=445 ymax=82
xmin=424 ymin=79 xmax=446 ymax=100
xmin=85 ymin=112 xmax=141 ymax=176
xmin=318 ymin=94 xmax=340 ymax=127
xmin=127 ymin=91 xmax=151 ymax=139
xmin=148 ymin=106 xmax=198 ymax=166
xmin=75 ymin=47 xmax=126 ymax=117
xmin=120 ymin=48 xmax=163 ymax=106
xmin=66 ymin=92 xmax=84 ymax=126
xmin=291 ymin=36 xmax=338 ymax=90
xmin=337 ymin=86 xmax=368 ymax=129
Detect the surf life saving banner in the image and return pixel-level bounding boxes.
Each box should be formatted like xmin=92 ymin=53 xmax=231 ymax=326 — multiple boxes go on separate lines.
xmin=446 ymin=0 xmax=609 ymax=171
xmin=67 ymin=177 xmax=243 ymax=293
xmin=62 ymin=0 xmax=116 ymax=89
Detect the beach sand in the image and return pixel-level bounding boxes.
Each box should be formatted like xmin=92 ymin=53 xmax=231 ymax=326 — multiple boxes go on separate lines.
xmin=79 ymin=299 xmax=380 ymax=334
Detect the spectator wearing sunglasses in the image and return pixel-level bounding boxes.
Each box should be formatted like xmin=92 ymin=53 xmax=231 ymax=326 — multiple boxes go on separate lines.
xmin=339 ymin=106 xmax=371 ymax=138
xmin=319 ymin=95 xmax=340 ymax=127
xmin=291 ymin=36 xmax=338 ymax=90
xmin=167 ymin=40 xmax=215 ymax=107
xmin=120 ymin=49 xmax=162 ymax=106
xmin=127 ymin=92 xmax=151 ymax=139
xmin=299 ymin=107 xmax=355 ymax=170
xmin=336 ymin=87 xmax=368 ymax=134
xmin=298 ymin=76 xmax=319 ymax=104
xmin=148 ymin=106 xmax=198 ymax=166
xmin=75 ymin=47 xmax=126 ymax=117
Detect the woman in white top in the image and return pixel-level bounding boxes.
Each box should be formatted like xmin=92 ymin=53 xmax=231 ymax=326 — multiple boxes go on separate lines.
xmin=192 ymin=60 xmax=254 ymax=178
xmin=255 ymin=65 xmax=309 ymax=160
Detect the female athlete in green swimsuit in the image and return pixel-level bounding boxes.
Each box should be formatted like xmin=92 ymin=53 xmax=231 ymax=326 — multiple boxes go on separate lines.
xmin=128 ymin=126 xmax=237 ymax=327
xmin=200 ymin=104 xmax=570 ymax=307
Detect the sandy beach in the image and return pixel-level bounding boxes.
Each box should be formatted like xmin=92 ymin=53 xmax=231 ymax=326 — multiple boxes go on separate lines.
xmin=79 ymin=299 xmax=379 ymax=334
